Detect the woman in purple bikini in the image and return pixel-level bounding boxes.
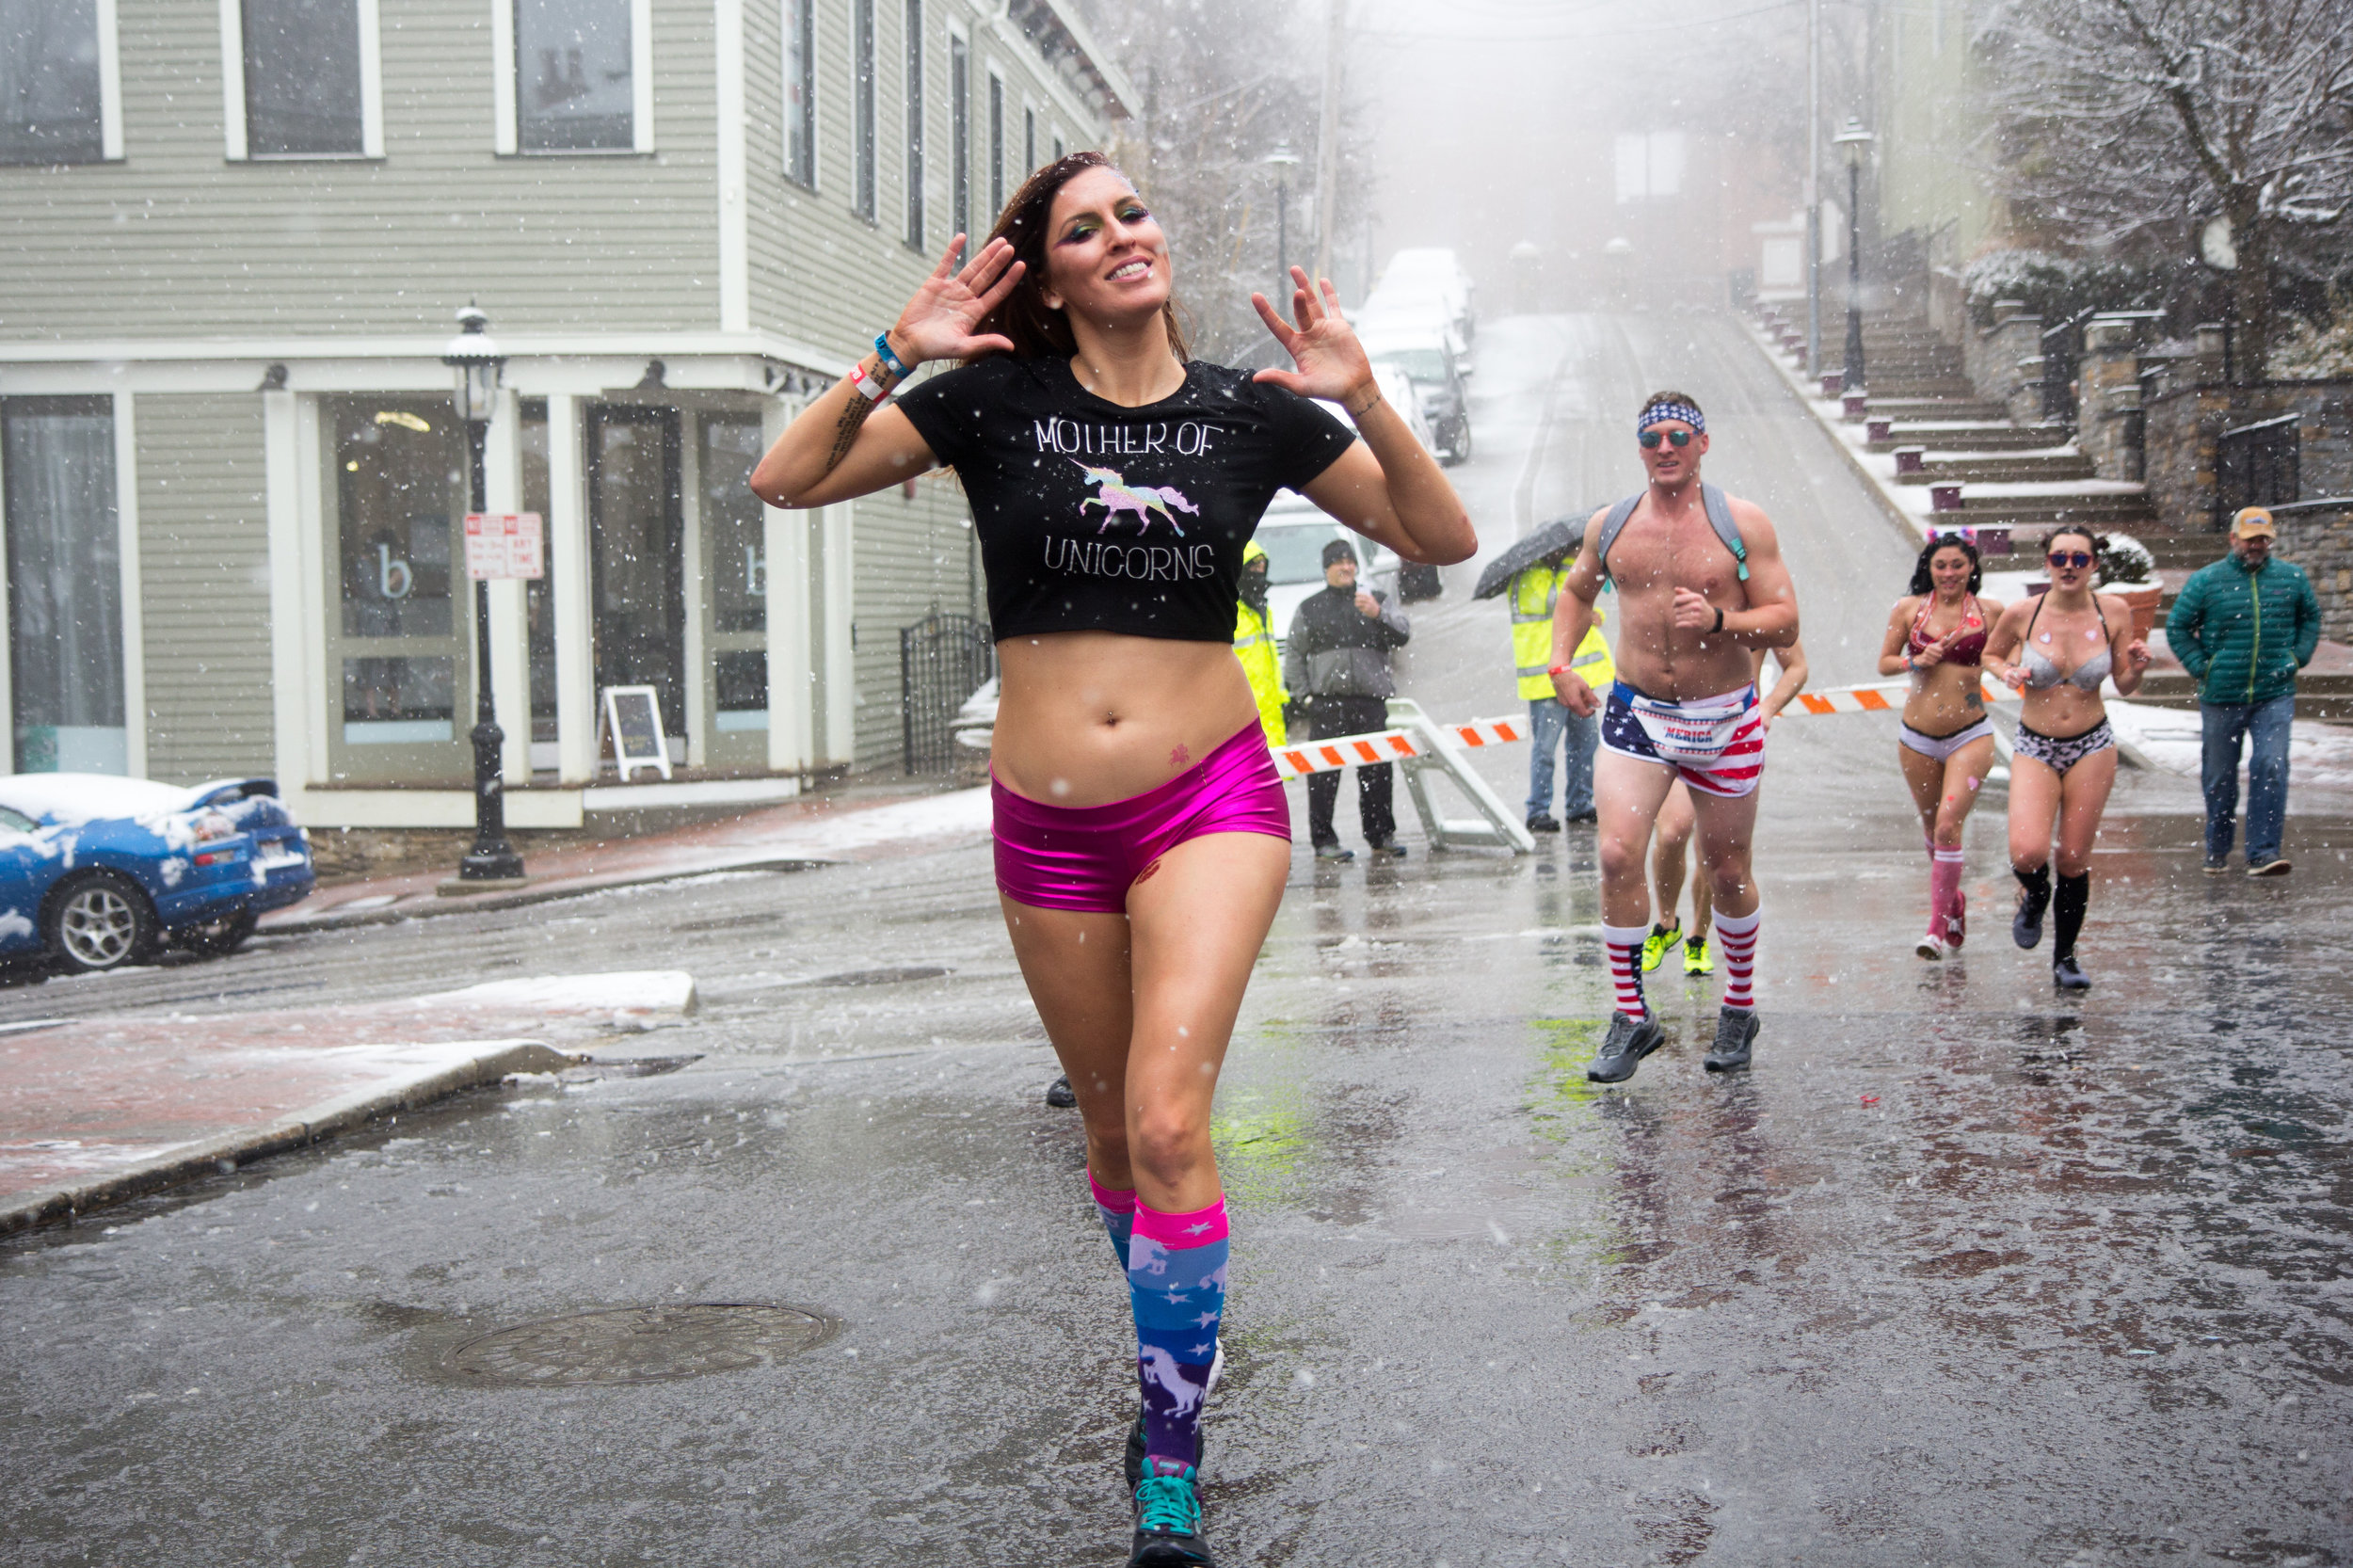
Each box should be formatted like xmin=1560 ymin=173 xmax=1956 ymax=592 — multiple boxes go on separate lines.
xmin=750 ymin=152 xmax=1473 ymax=1566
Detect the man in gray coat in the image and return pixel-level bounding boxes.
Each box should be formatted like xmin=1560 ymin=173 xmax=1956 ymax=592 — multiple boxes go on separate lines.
xmin=1286 ymin=538 xmax=1412 ymax=860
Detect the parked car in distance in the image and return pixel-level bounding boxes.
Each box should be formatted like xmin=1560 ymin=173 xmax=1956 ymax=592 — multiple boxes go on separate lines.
xmin=1358 ymin=326 xmax=1473 ymax=466
xmin=0 ymin=775 xmax=315 ymax=972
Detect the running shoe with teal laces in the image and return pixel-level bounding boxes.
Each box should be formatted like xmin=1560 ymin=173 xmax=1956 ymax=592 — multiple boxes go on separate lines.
xmin=1130 ymin=1465 xmax=1214 ymax=1567
xmin=1682 ymin=933 xmax=1713 ymax=975
xmin=1641 ymin=920 xmax=1681 ymax=972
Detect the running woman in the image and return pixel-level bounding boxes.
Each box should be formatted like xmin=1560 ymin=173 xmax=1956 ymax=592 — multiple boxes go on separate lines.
xmin=1876 ymin=535 xmax=2007 ymax=960
xmin=750 ymin=153 xmax=1473 ymax=1567
xmin=1547 ymin=392 xmax=1800 ymax=1081
xmin=1981 ymin=527 xmax=2153 ymax=990
xmin=1643 ymin=639 xmax=1809 ymax=978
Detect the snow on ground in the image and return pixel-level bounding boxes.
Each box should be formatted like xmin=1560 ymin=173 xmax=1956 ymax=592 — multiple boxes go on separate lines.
xmin=424 ymin=971 xmax=698 ymax=1016
xmin=728 ymin=787 xmax=992 ymax=859
xmin=2105 ymin=699 xmax=2353 ymax=788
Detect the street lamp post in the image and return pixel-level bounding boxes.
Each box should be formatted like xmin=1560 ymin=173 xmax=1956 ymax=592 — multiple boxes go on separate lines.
xmin=1264 ymin=147 xmax=1301 ymax=295
xmin=1834 ymin=117 xmax=1874 ymax=394
xmin=443 ymin=303 xmax=525 ymax=884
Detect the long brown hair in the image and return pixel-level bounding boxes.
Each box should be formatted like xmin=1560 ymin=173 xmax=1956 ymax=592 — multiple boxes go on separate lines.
xmin=970 ymin=151 xmax=1191 ymax=363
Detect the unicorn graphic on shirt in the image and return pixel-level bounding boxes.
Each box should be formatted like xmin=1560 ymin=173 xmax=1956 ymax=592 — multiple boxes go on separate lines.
xmin=1071 ymin=460 xmax=1199 ymax=536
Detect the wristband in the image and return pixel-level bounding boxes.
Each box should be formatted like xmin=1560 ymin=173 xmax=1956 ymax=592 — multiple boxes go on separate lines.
xmin=848 ymin=360 xmax=889 ymax=402
xmin=872 ymin=331 xmax=912 ymax=378
xmin=1711 ymin=606 xmax=1725 ymax=635
xmin=1547 ymin=664 xmax=1571 ymax=678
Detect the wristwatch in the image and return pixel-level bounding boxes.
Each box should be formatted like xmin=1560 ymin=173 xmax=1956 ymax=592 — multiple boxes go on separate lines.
xmin=1711 ymin=607 xmax=1725 ymax=635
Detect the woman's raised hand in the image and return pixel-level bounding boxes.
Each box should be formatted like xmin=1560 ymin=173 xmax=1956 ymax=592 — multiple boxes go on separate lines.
xmin=1251 ymin=267 xmax=1376 ymax=406
xmin=889 ymin=235 xmax=1026 ymax=366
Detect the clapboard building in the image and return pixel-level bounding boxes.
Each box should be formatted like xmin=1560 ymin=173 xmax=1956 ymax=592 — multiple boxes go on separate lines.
xmin=0 ymin=0 xmax=1127 ymax=828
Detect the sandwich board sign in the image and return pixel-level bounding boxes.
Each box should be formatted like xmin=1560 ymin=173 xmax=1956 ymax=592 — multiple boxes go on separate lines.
xmin=463 ymin=513 xmax=546 ymax=580
xmin=602 ymin=686 xmax=671 ymax=780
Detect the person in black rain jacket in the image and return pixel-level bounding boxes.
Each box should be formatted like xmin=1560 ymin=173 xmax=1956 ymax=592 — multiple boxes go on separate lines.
xmin=1285 ymin=536 xmax=1412 ymax=858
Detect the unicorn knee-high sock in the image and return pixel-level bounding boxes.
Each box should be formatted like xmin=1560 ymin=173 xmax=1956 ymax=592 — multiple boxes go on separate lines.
xmin=1088 ymin=1168 xmax=1136 ymax=1271
xmin=1128 ymin=1196 xmax=1228 ymax=1478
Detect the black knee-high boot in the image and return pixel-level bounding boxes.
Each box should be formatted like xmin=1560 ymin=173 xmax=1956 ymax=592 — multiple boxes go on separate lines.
xmin=2012 ymin=863 xmax=2051 ymax=949
xmin=2053 ymin=872 xmax=2089 ymax=961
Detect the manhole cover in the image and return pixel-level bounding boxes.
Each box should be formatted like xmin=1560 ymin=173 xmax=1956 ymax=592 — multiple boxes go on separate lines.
xmin=802 ymin=966 xmax=952 ymax=987
xmin=441 ymin=1304 xmax=837 ymax=1385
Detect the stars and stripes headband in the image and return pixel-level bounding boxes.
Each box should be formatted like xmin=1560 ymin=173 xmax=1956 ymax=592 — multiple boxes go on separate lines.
xmin=1637 ymin=402 xmax=1705 ymax=434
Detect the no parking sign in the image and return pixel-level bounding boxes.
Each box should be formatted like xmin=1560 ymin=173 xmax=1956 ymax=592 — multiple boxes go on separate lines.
xmin=463 ymin=512 xmax=545 ymax=580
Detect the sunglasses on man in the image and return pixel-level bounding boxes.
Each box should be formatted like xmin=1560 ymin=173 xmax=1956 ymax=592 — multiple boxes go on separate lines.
xmin=1638 ymin=428 xmax=1694 ymax=449
xmin=2046 ymin=551 xmax=2094 ymax=569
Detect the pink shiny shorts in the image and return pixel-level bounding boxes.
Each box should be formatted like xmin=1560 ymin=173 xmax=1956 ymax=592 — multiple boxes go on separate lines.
xmin=992 ymin=723 xmax=1293 ymax=912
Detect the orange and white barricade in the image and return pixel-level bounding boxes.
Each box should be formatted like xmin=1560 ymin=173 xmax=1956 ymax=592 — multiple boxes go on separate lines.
xmin=1273 ymin=699 xmax=1537 ymax=854
xmin=1785 ymin=677 xmax=2019 ymax=715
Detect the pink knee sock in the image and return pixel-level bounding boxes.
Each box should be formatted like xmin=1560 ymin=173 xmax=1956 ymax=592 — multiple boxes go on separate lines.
xmin=1930 ymin=849 xmax=1964 ymax=933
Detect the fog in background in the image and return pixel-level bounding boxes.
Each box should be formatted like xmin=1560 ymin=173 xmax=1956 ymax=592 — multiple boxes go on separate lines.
xmin=1347 ymin=0 xmax=1816 ymax=315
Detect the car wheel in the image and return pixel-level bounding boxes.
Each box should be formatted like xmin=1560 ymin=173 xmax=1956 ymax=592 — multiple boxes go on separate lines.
xmin=178 ymin=908 xmax=258 ymax=957
xmin=45 ymin=872 xmax=159 ymax=974
xmin=1450 ymin=423 xmax=1474 ymax=463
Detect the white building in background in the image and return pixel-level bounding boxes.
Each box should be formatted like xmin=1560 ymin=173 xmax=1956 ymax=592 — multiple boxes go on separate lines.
xmin=0 ymin=0 xmax=1128 ymax=828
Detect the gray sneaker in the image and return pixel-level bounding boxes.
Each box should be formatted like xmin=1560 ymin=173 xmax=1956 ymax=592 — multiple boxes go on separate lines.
xmin=1587 ymin=1011 xmax=1666 ymax=1083
xmin=2249 ymin=856 xmax=2292 ymax=877
xmin=1703 ymin=1007 xmax=1759 ymax=1073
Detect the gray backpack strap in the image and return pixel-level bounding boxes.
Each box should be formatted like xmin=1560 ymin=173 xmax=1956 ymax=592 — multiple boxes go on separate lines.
xmin=1594 ymin=495 xmax=1642 ymax=580
xmin=1701 ymin=483 xmax=1750 ymax=581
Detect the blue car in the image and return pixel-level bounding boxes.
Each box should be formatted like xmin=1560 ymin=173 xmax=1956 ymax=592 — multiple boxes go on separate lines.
xmin=0 ymin=774 xmax=315 ymax=972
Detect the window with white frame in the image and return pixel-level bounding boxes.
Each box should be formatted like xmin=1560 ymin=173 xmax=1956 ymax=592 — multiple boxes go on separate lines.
xmin=852 ymin=0 xmax=875 ymax=219
xmin=985 ymin=67 xmax=1003 ymax=216
xmin=1 ymin=0 xmax=118 ymax=165
xmin=1051 ymin=127 xmax=1063 ymax=161
xmin=2 ymin=397 xmax=126 ymax=775
xmin=902 ymin=0 xmax=923 ymax=249
xmin=783 ymin=0 xmax=813 ymax=186
xmin=514 ymin=0 xmax=637 ymax=152
xmin=948 ymin=29 xmax=968 ymax=241
xmin=236 ymin=0 xmax=372 ymax=156
xmin=1022 ymin=103 xmax=1033 ymax=175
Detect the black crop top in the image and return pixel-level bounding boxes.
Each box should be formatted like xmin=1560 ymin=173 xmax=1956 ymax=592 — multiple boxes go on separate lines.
xmin=893 ymin=355 xmax=1357 ymax=642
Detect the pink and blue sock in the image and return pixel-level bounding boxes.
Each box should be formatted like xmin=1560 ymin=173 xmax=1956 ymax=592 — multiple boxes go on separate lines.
xmin=1087 ymin=1167 xmax=1136 ymax=1270
xmin=1128 ymin=1195 xmax=1228 ymax=1477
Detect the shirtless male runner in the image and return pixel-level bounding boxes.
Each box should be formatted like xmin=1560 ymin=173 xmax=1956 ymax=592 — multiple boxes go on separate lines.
xmin=1547 ymin=391 xmax=1800 ymax=1081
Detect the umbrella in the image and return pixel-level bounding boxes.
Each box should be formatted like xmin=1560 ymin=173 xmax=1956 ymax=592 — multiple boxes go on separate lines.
xmin=1472 ymin=515 xmax=1590 ymax=600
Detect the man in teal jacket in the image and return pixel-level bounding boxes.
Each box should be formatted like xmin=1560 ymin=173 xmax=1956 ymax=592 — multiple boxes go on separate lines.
xmin=2166 ymin=507 xmax=2323 ymax=875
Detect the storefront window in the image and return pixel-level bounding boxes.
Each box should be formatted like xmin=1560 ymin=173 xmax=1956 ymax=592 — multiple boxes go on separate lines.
xmin=327 ymin=398 xmax=468 ymax=778
xmin=1 ymin=396 xmax=124 ymax=773
xmin=699 ymin=414 xmax=768 ymax=752
xmin=520 ymin=399 xmax=557 ymax=744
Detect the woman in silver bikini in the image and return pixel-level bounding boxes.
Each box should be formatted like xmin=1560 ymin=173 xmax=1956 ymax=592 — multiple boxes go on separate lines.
xmin=1878 ymin=535 xmax=2006 ymax=960
xmin=1982 ymin=526 xmax=2153 ymax=989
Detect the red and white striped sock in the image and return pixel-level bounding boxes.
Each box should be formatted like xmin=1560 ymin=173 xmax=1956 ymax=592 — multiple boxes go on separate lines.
xmin=1602 ymin=922 xmax=1650 ymax=1020
xmin=1715 ymin=907 xmax=1761 ymax=1012
xmin=1930 ymin=849 xmax=1964 ymax=934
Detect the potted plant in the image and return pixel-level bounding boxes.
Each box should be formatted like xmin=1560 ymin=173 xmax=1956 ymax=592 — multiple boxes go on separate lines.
xmin=2096 ymin=535 xmax=2163 ymax=642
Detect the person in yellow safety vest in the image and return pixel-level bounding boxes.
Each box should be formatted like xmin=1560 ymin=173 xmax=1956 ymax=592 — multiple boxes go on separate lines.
xmin=1235 ymin=539 xmax=1287 ymax=746
xmin=1513 ymin=554 xmax=1613 ymax=830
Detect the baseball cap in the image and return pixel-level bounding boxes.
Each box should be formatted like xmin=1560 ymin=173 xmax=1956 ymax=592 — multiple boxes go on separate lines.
xmin=2232 ymin=506 xmax=2277 ymax=537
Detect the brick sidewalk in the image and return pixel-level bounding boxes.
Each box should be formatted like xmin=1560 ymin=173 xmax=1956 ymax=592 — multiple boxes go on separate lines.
xmin=0 ymin=970 xmax=701 ymax=1234
xmin=266 ymin=783 xmax=992 ymax=934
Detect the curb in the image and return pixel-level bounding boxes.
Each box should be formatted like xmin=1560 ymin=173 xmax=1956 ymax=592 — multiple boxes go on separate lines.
xmin=1737 ymin=318 xmax=1930 ymax=555
xmin=265 ymin=856 xmax=836 ymax=936
xmin=0 ymin=1039 xmax=586 ymax=1240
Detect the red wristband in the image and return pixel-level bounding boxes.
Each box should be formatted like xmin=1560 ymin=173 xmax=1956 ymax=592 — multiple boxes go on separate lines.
xmin=1547 ymin=664 xmax=1571 ymax=677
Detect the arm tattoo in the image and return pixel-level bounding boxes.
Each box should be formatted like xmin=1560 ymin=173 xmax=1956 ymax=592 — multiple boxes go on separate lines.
xmin=821 ymin=354 xmax=896 ymax=474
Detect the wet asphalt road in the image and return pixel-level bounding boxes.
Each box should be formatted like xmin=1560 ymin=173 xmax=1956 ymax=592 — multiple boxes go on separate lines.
xmin=4 ymin=312 xmax=2348 ymax=1566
